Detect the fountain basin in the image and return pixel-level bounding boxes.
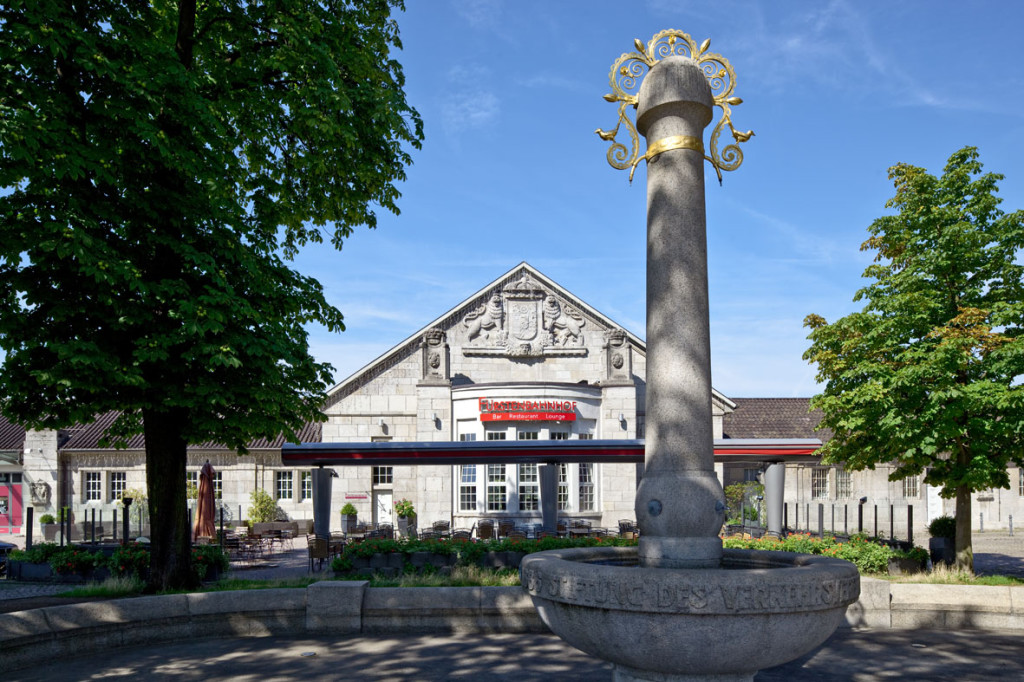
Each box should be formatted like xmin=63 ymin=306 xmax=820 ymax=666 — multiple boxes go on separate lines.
xmin=521 ymin=546 xmax=860 ymax=681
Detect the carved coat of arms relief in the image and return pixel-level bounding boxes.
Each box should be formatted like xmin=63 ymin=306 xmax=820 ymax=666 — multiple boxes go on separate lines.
xmin=461 ymin=272 xmax=588 ymax=358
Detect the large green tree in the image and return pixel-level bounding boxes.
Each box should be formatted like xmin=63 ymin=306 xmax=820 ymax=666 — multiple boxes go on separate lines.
xmin=0 ymin=0 xmax=422 ymax=589
xmin=804 ymin=147 xmax=1024 ymax=572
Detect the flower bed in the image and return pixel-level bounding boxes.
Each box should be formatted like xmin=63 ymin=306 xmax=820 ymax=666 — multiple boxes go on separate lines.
xmin=722 ymin=533 xmax=928 ymax=575
xmin=9 ymin=542 xmax=228 ymax=583
xmin=331 ymin=535 xmax=636 ymax=575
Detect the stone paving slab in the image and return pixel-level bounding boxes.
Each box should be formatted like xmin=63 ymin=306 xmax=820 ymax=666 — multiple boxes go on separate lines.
xmin=8 ymin=628 xmax=1024 ymax=681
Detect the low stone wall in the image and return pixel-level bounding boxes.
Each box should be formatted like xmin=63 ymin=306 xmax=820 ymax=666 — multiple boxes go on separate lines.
xmin=4 ymin=579 xmax=1024 ymax=672
xmin=843 ymin=577 xmax=1024 ymax=630
xmin=0 ymin=583 xmax=545 ymax=672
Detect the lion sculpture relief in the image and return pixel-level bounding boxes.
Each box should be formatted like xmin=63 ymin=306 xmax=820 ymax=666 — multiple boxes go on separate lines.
xmin=542 ymin=296 xmax=585 ymax=346
xmin=464 ymin=292 xmax=504 ymax=341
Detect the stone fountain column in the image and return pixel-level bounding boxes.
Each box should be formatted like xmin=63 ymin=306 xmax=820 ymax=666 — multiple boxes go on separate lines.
xmin=520 ymin=32 xmax=859 ymax=682
xmin=634 ymin=56 xmax=724 ymax=570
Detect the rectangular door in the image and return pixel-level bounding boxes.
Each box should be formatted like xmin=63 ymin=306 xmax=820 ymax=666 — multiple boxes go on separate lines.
xmin=0 ymin=481 xmax=21 ymax=533
xmin=373 ymin=491 xmax=392 ymax=527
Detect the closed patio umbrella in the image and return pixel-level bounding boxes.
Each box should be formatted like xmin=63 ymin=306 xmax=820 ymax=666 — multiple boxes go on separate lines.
xmin=193 ymin=460 xmax=216 ymax=541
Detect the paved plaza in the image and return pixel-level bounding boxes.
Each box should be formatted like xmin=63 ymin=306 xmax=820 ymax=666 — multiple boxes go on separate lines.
xmin=7 ymin=628 xmax=1024 ymax=681
xmin=5 ymin=533 xmax=1024 ymax=679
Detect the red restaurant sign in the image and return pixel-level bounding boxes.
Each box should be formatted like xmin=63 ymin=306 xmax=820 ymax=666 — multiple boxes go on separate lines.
xmin=479 ymin=398 xmax=577 ymax=422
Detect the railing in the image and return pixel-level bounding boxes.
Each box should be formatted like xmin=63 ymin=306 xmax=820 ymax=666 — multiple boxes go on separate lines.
xmin=784 ymin=502 xmax=916 ymax=545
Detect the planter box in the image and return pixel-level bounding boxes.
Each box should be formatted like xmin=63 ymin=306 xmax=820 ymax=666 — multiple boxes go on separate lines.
xmin=929 ymin=537 xmax=955 ymax=566
xmin=10 ymin=561 xmax=54 ymax=581
xmin=341 ymin=515 xmax=357 ymax=534
xmin=42 ymin=524 xmax=59 ymax=542
xmin=888 ymin=557 xmax=925 ymax=576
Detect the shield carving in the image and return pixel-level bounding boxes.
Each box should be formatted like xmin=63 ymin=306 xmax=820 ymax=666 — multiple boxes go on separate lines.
xmin=509 ymin=301 xmax=540 ymax=342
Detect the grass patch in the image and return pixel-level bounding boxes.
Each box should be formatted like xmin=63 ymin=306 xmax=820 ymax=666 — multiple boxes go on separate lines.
xmin=884 ymin=563 xmax=1024 ymax=585
xmin=57 ymin=575 xmax=145 ymax=598
xmin=363 ymin=565 xmax=520 ymax=588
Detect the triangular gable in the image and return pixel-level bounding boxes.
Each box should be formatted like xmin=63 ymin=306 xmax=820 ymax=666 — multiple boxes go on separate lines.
xmin=325 ymin=262 xmax=646 ymax=406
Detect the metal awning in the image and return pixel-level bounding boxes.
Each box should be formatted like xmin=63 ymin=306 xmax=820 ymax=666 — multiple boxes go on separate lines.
xmin=0 ymin=451 xmax=20 ymax=466
xmin=281 ymin=438 xmax=822 ymax=466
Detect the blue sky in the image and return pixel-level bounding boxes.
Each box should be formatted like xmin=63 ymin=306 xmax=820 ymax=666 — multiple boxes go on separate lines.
xmin=295 ymin=0 xmax=1024 ymax=399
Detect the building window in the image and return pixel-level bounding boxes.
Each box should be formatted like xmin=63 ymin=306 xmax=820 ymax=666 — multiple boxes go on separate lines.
xmin=84 ymin=472 xmax=102 ymax=501
xmin=487 ymin=464 xmax=507 ymax=511
xmin=836 ymin=469 xmax=852 ymax=498
xmin=372 ymin=466 xmax=393 ymax=486
xmin=186 ymin=471 xmax=198 ymax=496
xmin=486 ymin=431 xmax=506 ymax=441
xmin=459 ymin=433 xmax=477 ymax=441
xmin=743 ymin=468 xmax=760 ymax=483
xmin=811 ymin=468 xmax=829 ymax=500
xmin=213 ymin=471 xmax=222 ymax=499
xmin=558 ymin=463 xmax=569 ymax=511
xmin=550 ymin=431 xmax=569 ymax=440
xmin=275 ymin=471 xmax=293 ymax=501
xmin=517 ymin=430 xmax=538 ymax=440
xmin=578 ymin=463 xmax=595 ymax=511
xmin=300 ymin=472 xmax=313 ymax=501
xmin=109 ymin=472 xmax=126 ymax=502
xmin=518 ymin=464 xmax=539 ymax=511
xmin=578 ymin=433 xmax=593 ymax=440
xmin=460 ymin=465 xmax=477 ymax=511
xmin=902 ymin=475 xmax=919 ymax=499
xmin=1020 ymin=469 xmax=1024 ymax=496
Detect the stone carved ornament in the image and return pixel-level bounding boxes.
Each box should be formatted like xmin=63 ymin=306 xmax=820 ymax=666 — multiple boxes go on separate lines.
xmin=461 ymin=272 xmax=587 ymax=358
xmin=30 ymin=479 xmax=52 ymax=506
xmin=421 ymin=327 xmax=450 ymax=381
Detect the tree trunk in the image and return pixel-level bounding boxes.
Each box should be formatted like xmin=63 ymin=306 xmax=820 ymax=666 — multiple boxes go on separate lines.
xmin=143 ymin=406 xmax=196 ymax=591
xmin=954 ymin=484 xmax=974 ymax=573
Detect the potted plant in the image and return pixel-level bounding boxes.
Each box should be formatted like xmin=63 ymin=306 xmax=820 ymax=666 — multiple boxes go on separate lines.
xmin=340 ymin=503 xmax=358 ymax=533
xmin=928 ymin=515 xmax=956 ymax=566
xmin=38 ymin=513 xmax=59 ymax=542
xmin=395 ymin=498 xmax=416 ymax=538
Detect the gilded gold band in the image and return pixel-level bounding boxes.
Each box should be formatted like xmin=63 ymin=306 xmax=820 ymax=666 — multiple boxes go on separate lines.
xmin=629 ymin=135 xmax=705 ymax=181
xmin=646 ymin=134 xmax=704 ymax=159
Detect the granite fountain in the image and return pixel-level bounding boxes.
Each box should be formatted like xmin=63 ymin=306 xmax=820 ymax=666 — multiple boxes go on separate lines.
xmin=520 ymin=31 xmax=860 ymax=681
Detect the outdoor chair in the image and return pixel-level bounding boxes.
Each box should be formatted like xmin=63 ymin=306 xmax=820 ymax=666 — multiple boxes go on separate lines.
xmin=432 ymin=520 xmax=451 ymax=538
xmin=507 ymin=529 xmax=527 ymax=540
xmin=497 ymin=521 xmax=515 ymax=538
xmin=452 ymin=529 xmax=472 ymax=542
xmin=477 ymin=520 xmax=494 ymax=540
xmin=308 ymin=536 xmax=330 ymax=572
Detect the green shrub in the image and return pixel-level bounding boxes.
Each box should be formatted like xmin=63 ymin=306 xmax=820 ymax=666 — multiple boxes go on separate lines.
xmin=9 ymin=541 xmax=63 ymax=564
xmin=38 ymin=513 xmax=57 ymax=524
xmin=247 ymin=488 xmax=277 ymax=523
xmin=340 ymin=503 xmax=358 ymax=516
xmin=109 ymin=542 xmax=151 ymax=578
xmin=191 ymin=544 xmax=229 ymax=580
xmin=724 ymin=482 xmax=764 ymax=525
xmin=721 ymin=532 xmax=927 ymax=575
xmin=49 ymin=546 xmax=105 ymax=575
xmin=928 ymin=515 xmax=956 ymax=540
xmin=332 ymin=535 xmax=638 ymax=574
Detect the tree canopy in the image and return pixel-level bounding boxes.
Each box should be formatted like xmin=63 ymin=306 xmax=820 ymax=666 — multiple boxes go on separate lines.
xmin=803 ymin=146 xmax=1024 ymax=571
xmin=0 ymin=0 xmax=422 ymax=588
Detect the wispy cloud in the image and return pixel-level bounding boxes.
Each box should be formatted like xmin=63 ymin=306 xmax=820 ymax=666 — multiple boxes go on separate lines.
xmin=439 ymin=65 xmax=500 ymax=136
xmin=452 ymin=0 xmax=503 ymax=31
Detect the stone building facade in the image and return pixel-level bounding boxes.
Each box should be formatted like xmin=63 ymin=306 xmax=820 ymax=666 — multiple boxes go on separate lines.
xmin=0 ymin=262 xmax=1015 ymax=542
